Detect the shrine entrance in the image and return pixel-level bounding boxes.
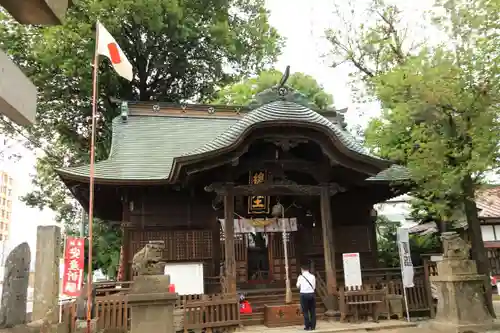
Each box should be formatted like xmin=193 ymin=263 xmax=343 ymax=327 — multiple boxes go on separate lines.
xmin=220 ymin=216 xmax=300 ymax=288
xmin=246 ymin=232 xmax=270 ymax=283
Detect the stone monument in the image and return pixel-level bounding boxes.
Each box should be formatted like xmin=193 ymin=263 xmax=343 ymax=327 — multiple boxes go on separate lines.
xmin=127 ymin=241 xmax=177 ymax=333
xmin=430 ymin=231 xmax=497 ymax=332
xmin=32 ymin=225 xmax=61 ymax=323
xmin=0 ymin=242 xmax=31 ymax=328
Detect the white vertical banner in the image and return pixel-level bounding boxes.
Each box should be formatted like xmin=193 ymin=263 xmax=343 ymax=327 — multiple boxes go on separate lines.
xmin=342 ymin=253 xmax=362 ymax=289
xmin=397 ymin=227 xmax=414 ymax=288
xmin=397 ymin=227 xmax=413 ymax=322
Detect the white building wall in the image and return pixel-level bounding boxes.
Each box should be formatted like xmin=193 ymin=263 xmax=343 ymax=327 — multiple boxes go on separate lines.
xmin=375 ymin=194 xmax=417 ymax=229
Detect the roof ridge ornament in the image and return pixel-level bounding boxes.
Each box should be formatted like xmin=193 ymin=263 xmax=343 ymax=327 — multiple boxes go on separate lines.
xmin=325 ymin=107 xmax=348 ymax=129
xmin=277 ymin=65 xmax=290 ymax=97
xmin=247 ymin=66 xmax=318 ymax=111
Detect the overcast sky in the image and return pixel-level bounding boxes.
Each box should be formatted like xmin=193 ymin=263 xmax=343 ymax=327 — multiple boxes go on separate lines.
xmin=0 ymin=0 xmax=458 ymax=264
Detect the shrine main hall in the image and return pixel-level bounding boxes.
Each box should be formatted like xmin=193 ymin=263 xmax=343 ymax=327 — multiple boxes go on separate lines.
xmin=56 ymin=83 xmax=410 ymax=323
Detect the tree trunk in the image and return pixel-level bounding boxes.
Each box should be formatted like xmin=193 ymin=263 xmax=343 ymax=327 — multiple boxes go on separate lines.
xmin=435 ymin=219 xmax=446 ymax=251
xmin=462 ymin=174 xmax=495 ymax=318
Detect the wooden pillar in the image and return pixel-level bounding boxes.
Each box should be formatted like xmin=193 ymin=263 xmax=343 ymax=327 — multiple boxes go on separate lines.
xmin=320 ymin=185 xmax=336 ymax=294
xmin=122 ymin=228 xmax=131 ymax=280
xmin=122 ymin=198 xmax=132 ymax=281
xmin=223 ymin=186 xmax=237 ymax=295
xmin=371 ymin=209 xmax=379 ymax=268
xmin=212 ymin=217 xmax=221 ymax=278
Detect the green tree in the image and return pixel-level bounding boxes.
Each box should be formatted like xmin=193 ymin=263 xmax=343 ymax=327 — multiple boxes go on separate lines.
xmin=0 ymin=0 xmax=282 ymax=277
xmin=376 ymin=216 xmax=439 ymax=267
xmin=327 ymin=0 xmax=500 ymax=314
xmin=376 ymin=216 xmax=400 ymax=267
xmin=211 ymin=69 xmax=334 ymax=110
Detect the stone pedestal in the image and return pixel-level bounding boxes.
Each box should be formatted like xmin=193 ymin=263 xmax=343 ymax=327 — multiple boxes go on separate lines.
xmin=127 ymin=275 xmax=178 ymax=333
xmin=430 ymin=257 xmax=497 ymax=332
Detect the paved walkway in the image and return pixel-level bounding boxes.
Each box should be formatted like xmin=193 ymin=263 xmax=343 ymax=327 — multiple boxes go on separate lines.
xmin=240 ymin=320 xmax=417 ymax=333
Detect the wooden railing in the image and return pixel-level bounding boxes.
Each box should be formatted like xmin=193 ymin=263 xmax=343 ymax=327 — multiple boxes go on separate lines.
xmin=314 ymin=273 xmax=337 ymax=313
xmin=95 ymin=281 xmax=134 ymax=296
xmin=183 ymin=296 xmax=240 ymax=331
xmin=315 ymin=273 xmax=328 ymax=300
xmin=96 ymin=295 xmax=129 ymax=331
xmin=60 ymin=295 xmax=129 ymax=333
xmin=384 ymin=279 xmax=429 ymax=312
xmin=60 ymin=293 xmax=240 ymax=333
xmin=60 ymin=302 xmax=76 ymax=333
xmin=175 ymin=293 xmax=227 ymax=308
xmin=312 ymin=269 xmax=431 ymax=315
xmin=338 ymin=285 xmax=387 ymax=322
xmin=315 ymin=266 xmax=426 ymax=285
xmin=336 ymin=278 xmax=431 ymax=319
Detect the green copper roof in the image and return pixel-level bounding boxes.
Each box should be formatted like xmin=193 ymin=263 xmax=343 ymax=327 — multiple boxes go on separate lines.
xmin=57 ymin=100 xmax=409 ymax=182
xmin=367 ymin=164 xmax=410 ymax=181
xmin=184 ymin=101 xmax=379 ymax=158
xmin=58 ymin=116 xmax=236 ymax=181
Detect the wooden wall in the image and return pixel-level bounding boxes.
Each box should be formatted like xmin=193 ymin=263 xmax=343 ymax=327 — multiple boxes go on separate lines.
xmin=299 ymin=196 xmax=378 ymax=271
xmin=127 ymin=189 xmax=217 ymax=229
xmin=123 ymin=188 xmax=379 ymax=281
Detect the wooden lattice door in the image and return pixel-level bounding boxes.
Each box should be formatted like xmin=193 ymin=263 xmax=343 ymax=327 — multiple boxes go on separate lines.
xmin=269 ymin=232 xmax=298 ymax=282
xmin=220 ymin=225 xmax=248 ymax=283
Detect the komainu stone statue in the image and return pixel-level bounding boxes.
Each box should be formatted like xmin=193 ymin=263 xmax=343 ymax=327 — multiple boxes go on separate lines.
xmin=132 ymin=241 xmax=166 ymax=276
xmin=430 ymin=231 xmax=497 ymax=332
xmin=441 ymin=231 xmax=470 ymax=259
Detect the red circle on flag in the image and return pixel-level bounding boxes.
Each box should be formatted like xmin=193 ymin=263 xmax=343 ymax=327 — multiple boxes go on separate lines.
xmin=107 ymin=43 xmax=122 ymax=64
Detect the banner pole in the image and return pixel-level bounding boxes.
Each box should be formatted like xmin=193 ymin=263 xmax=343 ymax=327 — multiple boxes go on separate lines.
xmin=397 ymin=227 xmax=412 ymax=322
xmin=59 ymin=235 xmax=66 ymax=324
xmin=402 ymin=284 xmax=411 ymax=322
xmin=87 ymin=21 xmax=100 ymax=333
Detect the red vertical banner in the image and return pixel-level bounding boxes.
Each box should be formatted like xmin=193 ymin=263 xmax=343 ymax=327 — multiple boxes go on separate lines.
xmin=62 ymin=236 xmax=85 ymax=297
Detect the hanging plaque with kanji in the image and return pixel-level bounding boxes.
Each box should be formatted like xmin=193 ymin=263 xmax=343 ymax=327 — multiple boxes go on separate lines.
xmin=248 ymin=170 xmax=270 ymax=214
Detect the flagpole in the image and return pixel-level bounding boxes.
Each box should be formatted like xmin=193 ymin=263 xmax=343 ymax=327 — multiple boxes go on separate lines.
xmin=87 ymin=21 xmax=100 ymax=333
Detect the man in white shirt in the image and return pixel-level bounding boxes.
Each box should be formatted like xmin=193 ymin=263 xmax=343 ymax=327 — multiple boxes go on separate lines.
xmin=296 ymin=263 xmax=316 ymax=330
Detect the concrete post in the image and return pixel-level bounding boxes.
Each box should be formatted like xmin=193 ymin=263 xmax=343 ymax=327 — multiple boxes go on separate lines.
xmin=32 ymin=225 xmax=61 ymax=322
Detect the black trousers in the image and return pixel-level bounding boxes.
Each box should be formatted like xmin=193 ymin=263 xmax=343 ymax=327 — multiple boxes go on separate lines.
xmin=300 ymin=293 xmax=316 ymax=329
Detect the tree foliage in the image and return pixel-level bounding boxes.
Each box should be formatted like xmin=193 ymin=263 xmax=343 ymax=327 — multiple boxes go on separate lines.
xmin=376 ymin=216 xmax=440 ymax=268
xmin=0 ymin=0 xmax=282 ymax=276
xmin=327 ymin=0 xmax=499 ymax=219
xmin=211 ymin=69 xmax=334 ymax=110
xmin=327 ymin=0 xmax=500 ymax=313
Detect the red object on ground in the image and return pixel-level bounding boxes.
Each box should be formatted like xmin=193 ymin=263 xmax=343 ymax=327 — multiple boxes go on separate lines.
xmin=169 ymin=284 xmax=175 ymax=292
xmin=240 ymin=300 xmax=252 ymax=314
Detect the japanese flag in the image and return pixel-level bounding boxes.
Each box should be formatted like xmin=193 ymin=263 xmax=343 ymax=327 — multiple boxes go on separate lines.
xmin=96 ymin=21 xmax=133 ymax=81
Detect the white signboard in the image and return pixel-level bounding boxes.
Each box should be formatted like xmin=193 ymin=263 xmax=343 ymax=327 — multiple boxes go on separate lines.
xmin=164 ymin=262 xmax=204 ymax=295
xmin=342 ymin=253 xmax=362 ymax=288
xmin=397 ymin=227 xmax=414 ymax=288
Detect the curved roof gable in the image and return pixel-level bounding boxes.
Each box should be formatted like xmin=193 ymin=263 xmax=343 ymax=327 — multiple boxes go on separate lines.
xmin=56 ymin=99 xmax=408 ymax=183
xmin=182 ymin=100 xmax=386 ymax=169
xmin=182 ymin=100 xmax=380 ymax=161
